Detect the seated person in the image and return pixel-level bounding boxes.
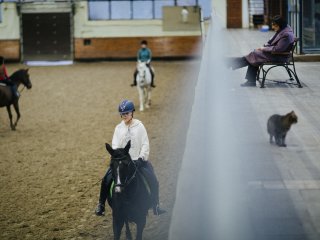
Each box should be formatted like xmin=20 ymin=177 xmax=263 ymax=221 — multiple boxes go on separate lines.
xmin=227 ymin=15 xmax=295 ymax=87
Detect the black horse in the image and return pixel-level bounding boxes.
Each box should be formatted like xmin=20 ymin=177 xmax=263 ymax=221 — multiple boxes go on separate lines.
xmin=0 ymin=69 xmax=32 ymax=130
xmin=105 ymin=141 xmax=152 ymax=240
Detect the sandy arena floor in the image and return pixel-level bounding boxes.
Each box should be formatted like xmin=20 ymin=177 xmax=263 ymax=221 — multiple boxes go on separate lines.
xmin=0 ymin=60 xmax=199 ymax=240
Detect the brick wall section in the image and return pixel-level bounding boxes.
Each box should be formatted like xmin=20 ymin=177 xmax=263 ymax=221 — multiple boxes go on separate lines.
xmin=0 ymin=37 xmax=202 ymax=61
xmin=0 ymin=40 xmax=20 ymax=60
xmin=74 ymin=36 xmax=202 ymax=59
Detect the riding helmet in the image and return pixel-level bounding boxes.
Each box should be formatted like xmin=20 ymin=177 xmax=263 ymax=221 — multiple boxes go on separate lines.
xmin=141 ymin=40 xmax=148 ymax=45
xmin=118 ymin=100 xmax=135 ymax=114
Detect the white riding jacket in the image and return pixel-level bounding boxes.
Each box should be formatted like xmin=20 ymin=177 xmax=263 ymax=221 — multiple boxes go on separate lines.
xmin=112 ymin=119 xmax=149 ymax=161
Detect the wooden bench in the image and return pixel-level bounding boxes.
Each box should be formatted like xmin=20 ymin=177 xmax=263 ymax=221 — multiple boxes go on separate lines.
xmin=256 ymin=38 xmax=302 ymax=88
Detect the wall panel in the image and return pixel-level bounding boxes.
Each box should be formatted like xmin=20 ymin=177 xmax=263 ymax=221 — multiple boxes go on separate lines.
xmin=74 ymin=36 xmax=202 ymax=59
xmin=0 ymin=40 xmax=20 ymax=60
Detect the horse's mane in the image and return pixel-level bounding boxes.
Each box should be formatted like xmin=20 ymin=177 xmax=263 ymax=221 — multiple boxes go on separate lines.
xmin=10 ymin=69 xmax=26 ymax=80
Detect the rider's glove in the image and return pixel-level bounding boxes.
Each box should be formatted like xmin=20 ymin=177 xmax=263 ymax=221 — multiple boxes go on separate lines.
xmin=135 ymin=158 xmax=145 ymax=168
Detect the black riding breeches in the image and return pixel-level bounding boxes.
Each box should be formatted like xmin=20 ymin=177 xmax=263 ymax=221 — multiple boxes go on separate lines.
xmin=98 ymin=168 xmax=113 ymax=206
xmin=140 ymin=161 xmax=159 ymax=206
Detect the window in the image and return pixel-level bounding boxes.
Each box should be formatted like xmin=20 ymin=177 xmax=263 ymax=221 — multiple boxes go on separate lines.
xmin=302 ymin=0 xmax=320 ymax=50
xmin=88 ymin=1 xmax=110 ymax=20
xmin=197 ymin=0 xmax=211 ymax=18
xmin=111 ymin=1 xmax=131 ymax=19
xmin=133 ymin=1 xmax=153 ymax=19
xmin=88 ymin=0 xmax=211 ymax=20
xmin=155 ymin=0 xmax=174 ymax=19
xmin=178 ymin=0 xmax=197 ymax=6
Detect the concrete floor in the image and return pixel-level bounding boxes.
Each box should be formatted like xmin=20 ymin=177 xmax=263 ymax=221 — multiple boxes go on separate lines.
xmin=170 ymin=27 xmax=320 ymax=240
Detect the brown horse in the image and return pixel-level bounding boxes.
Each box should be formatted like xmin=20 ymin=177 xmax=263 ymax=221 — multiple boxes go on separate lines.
xmin=0 ymin=69 xmax=32 ymax=130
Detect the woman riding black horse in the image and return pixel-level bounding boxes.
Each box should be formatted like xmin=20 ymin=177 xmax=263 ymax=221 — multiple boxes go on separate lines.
xmin=105 ymin=141 xmax=152 ymax=240
xmin=95 ymin=100 xmax=165 ymax=216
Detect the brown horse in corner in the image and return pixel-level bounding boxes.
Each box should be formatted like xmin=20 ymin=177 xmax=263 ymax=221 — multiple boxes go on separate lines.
xmin=0 ymin=69 xmax=32 ymax=130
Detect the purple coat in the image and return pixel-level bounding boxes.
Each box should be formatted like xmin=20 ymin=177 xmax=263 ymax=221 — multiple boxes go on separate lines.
xmin=245 ymin=26 xmax=295 ymax=66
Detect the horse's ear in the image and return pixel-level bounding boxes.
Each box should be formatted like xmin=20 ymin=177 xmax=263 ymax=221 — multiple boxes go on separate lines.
xmin=124 ymin=140 xmax=131 ymax=153
xmin=105 ymin=143 xmax=114 ymax=156
xmin=25 ymin=68 xmax=29 ymax=72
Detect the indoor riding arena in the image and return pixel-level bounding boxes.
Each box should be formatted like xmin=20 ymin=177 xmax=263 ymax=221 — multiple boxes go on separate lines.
xmin=0 ymin=60 xmax=199 ymax=240
xmin=0 ymin=1 xmax=211 ymax=239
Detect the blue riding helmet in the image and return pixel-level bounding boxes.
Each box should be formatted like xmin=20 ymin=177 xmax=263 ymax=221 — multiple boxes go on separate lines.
xmin=118 ymin=100 xmax=135 ymax=114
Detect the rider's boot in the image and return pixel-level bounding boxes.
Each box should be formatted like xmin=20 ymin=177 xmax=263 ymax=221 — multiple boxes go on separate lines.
xmin=153 ymin=204 xmax=166 ymax=216
xmin=141 ymin=162 xmax=165 ymax=216
xmin=95 ymin=169 xmax=112 ymax=216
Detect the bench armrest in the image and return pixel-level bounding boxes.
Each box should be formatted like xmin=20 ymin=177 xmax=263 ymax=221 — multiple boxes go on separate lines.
xmin=271 ymin=51 xmax=290 ymax=55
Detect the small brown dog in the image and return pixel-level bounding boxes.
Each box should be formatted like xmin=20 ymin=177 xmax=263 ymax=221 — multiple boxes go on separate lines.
xmin=267 ymin=111 xmax=298 ymax=147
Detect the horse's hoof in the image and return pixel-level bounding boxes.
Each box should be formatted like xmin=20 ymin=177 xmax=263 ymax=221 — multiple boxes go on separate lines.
xmin=146 ymin=105 xmax=150 ymax=109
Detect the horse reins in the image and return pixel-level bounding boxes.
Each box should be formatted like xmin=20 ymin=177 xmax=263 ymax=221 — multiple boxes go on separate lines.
xmin=19 ymin=85 xmax=26 ymax=94
xmin=78 ymin=177 xmax=103 ymax=198
xmin=122 ymin=161 xmax=138 ymax=188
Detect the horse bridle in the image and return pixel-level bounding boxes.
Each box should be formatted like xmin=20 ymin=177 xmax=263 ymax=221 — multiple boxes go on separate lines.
xmin=112 ymin=155 xmax=138 ymax=189
xmin=17 ymin=72 xmax=31 ymax=95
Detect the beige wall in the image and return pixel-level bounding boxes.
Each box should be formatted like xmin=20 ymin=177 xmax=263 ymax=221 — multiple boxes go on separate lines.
xmin=73 ymin=1 xmax=202 ymax=38
xmin=212 ymin=0 xmax=227 ymax=27
xmin=0 ymin=2 xmax=204 ymax=40
xmin=0 ymin=1 xmax=206 ymax=60
xmin=0 ymin=3 xmax=20 ymax=40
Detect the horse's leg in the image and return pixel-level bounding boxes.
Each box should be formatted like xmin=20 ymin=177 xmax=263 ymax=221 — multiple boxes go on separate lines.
xmin=6 ymin=105 xmax=15 ymax=130
xmin=143 ymin=88 xmax=148 ymax=108
xmin=135 ymin=218 xmax=146 ymax=240
xmin=125 ymin=220 xmax=132 ymax=240
xmin=138 ymin=87 xmax=144 ymax=111
xmin=113 ymin=217 xmax=124 ymax=240
xmin=12 ymin=101 xmax=21 ymax=129
xmin=146 ymin=88 xmax=151 ymax=108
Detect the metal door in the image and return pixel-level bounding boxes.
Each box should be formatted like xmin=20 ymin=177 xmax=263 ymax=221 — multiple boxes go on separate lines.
xmin=22 ymin=13 xmax=72 ymax=61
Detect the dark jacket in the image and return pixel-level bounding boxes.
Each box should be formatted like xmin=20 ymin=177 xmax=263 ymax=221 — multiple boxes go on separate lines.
xmin=245 ymin=25 xmax=295 ymax=66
